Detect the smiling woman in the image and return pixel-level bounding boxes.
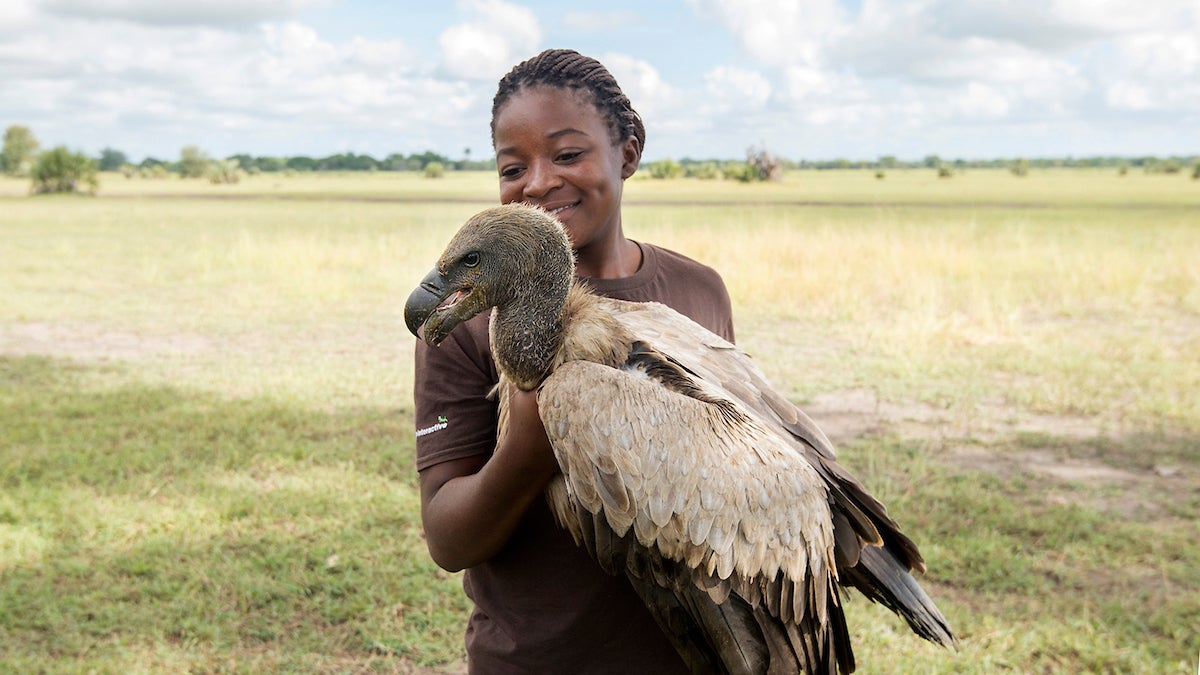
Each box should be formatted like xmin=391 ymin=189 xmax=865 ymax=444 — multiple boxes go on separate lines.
xmin=410 ymin=49 xmax=736 ymax=674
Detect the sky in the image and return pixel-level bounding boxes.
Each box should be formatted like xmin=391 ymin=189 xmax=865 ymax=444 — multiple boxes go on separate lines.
xmin=1 ymin=0 xmax=1198 ymax=164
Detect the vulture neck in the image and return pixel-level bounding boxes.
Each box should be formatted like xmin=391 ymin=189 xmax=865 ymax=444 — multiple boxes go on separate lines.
xmin=489 ymin=258 xmax=573 ymax=392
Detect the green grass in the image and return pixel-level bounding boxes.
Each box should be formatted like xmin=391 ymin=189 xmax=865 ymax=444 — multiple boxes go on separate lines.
xmin=2 ymin=169 xmax=1198 ymax=672
xmin=0 ymin=355 xmax=468 ymax=672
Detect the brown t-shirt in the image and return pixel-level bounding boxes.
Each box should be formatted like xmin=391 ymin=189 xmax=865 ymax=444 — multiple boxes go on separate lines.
xmin=413 ymin=242 xmax=735 ymax=674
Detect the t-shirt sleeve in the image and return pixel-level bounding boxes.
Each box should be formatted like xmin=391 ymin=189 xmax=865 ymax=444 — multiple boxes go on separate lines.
xmin=412 ymin=316 xmax=498 ymax=472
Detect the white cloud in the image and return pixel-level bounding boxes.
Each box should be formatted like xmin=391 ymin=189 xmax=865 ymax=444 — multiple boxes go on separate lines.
xmin=705 ymin=66 xmax=771 ymax=111
xmin=39 ymin=0 xmax=333 ymax=25
xmin=603 ymin=52 xmax=676 ymax=116
xmin=683 ymin=0 xmax=1200 ymax=154
xmin=1102 ymin=30 xmax=1200 ymax=111
xmin=438 ymin=0 xmax=541 ymax=81
xmin=0 ymin=0 xmax=36 ymax=30
xmin=687 ymin=0 xmax=847 ymax=67
xmin=0 ymin=11 xmax=480 ymax=159
xmin=2 ymin=1 xmax=1197 ymax=165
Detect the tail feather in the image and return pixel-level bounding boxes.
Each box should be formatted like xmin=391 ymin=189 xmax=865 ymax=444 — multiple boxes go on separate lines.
xmin=840 ymin=545 xmax=957 ymax=648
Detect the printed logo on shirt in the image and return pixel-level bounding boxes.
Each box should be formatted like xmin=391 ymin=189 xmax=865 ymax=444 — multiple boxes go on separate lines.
xmin=416 ymin=415 xmax=449 ymax=438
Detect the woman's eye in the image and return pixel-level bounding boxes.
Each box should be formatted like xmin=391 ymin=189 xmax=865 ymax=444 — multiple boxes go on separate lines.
xmin=557 ymin=151 xmax=582 ymax=163
xmin=463 ymin=252 xmax=481 ymax=267
xmin=499 ymin=166 xmax=523 ymax=178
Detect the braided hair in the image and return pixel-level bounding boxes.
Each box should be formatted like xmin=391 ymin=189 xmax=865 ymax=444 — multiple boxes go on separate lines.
xmin=491 ymin=49 xmax=646 ymax=154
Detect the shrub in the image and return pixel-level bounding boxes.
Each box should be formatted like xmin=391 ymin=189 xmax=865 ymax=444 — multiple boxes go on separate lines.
xmin=30 ymin=146 xmax=99 ymax=194
xmin=685 ymin=162 xmax=721 ymax=180
xmin=423 ymin=162 xmax=445 ymax=179
xmin=646 ymin=158 xmax=683 ymax=179
xmin=1193 ymin=163 xmax=1200 ymax=180
xmin=179 ymin=145 xmax=210 ymax=178
xmin=875 ymin=170 xmax=886 ymax=180
xmin=207 ymin=158 xmax=242 ymax=184
xmin=937 ymin=165 xmax=954 ymax=178
xmin=723 ymin=162 xmax=757 ymax=183
xmin=1010 ymin=158 xmax=1030 ymax=177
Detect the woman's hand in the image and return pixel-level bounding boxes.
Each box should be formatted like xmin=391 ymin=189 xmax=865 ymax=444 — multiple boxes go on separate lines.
xmin=418 ymin=386 xmax=559 ymax=571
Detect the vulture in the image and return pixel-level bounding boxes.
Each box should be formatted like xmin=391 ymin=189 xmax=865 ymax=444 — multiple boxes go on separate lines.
xmin=405 ymin=204 xmax=956 ymax=674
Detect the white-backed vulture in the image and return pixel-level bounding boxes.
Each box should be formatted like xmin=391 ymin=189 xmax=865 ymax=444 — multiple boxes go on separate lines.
xmin=405 ymin=204 xmax=956 ymax=674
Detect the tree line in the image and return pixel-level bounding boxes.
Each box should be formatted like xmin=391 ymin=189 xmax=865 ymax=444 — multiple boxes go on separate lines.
xmin=4 ymin=123 xmax=1199 ymax=194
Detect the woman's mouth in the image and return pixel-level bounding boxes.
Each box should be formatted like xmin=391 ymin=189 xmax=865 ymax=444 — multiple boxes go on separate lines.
xmin=546 ymin=202 xmax=577 ymax=217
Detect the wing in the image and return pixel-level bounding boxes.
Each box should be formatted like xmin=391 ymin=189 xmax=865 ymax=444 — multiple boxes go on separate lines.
xmin=606 ymin=299 xmax=955 ymax=646
xmin=538 ymin=356 xmax=851 ymax=674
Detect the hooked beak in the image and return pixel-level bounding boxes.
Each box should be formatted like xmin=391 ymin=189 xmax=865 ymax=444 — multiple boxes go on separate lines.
xmin=404 ymin=266 xmax=466 ymax=346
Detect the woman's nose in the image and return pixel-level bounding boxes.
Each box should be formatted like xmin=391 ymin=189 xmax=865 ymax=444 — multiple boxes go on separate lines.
xmin=523 ymin=160 xmax=561 ymax=199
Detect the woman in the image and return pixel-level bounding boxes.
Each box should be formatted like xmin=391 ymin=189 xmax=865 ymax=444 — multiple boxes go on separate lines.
xmin=412 ymin=49 xmax=735 ymax=674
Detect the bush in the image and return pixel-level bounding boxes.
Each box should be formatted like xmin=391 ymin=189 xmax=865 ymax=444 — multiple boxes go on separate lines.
xmin=685 ymin=162 xmax=721 ymax=180
xmin=1193 ymin=163 xmax=1200 ymax=180
xmin=937 ymin=165 xmax=954 ymax=179
xmin=423 ymin=161 xmax=445 ymax=179
xmin=207 ymin=158 xmax=242 ymax=184
xmin=1010 ymin=158 xmax=1030 ymax=177
xmin=875 ymin=170 xmax=886 ymax=180
xmin=723 ymin=162 xmax=757 ymax=183
xmin=179 ymin=145 xmax=210 ymax=178
xmin=646 ymin=158 xmax=683 ymax=179
xmin=30 ymin=146 xmax=99 ymax=195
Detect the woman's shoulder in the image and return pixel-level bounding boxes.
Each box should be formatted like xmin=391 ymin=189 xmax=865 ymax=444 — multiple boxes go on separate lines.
xmin=640 ymin=242 xmax=728 ymax=290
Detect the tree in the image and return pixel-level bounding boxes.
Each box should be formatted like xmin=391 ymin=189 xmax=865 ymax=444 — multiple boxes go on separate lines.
xmin=97 ymin=147 xmax=128 ymax=172
xmin=30 ymin=146 xmax=98 ymax=194
xmin=286 ymin=156 xmax=317 ymax=172
xmin=423 ymin=161 xmax=445 ymax=178
xmin=2 ymin=125 xmax=39 ymax=176
xmin=179 ymin=145 xmax=210 ymax=178
xmin=744 ymin=145 xmax=783 ymax=182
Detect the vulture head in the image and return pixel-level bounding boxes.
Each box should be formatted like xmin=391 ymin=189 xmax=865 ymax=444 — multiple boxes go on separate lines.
xmin=405 ymin=204 xmax=576 ymax=390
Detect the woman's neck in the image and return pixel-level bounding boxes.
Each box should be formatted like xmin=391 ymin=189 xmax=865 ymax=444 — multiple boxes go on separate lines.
xmin=574 ymin=237 xmax=643 ymax=280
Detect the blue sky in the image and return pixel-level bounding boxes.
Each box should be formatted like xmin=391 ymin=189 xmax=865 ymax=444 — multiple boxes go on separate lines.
xmin=1 ymin=0 xmax=1197 ymax=164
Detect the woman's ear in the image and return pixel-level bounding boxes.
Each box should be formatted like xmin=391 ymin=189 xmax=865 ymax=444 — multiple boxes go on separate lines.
xmin=619 ymin=136 xmax=641 ymax=179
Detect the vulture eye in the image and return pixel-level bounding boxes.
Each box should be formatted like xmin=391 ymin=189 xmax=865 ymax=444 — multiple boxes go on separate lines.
xmin=463 ymin=252 xmax=481 ymax=268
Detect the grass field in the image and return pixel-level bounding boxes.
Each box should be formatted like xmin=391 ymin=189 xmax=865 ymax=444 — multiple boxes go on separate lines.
xmin=2 ymin=169 xmax=1198 ymax=672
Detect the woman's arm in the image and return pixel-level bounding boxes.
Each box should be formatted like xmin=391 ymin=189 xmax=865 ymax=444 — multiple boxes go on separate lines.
xmin=418 ymin=388 xmax=559 ymax=571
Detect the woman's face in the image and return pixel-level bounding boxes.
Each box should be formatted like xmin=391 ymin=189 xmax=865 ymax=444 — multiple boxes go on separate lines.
xmin=493 ymin=86 xmax=640 ymax=254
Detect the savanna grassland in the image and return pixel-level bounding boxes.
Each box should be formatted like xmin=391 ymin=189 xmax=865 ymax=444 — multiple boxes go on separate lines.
xmin=1 ymin=168 xmax=1197 ymax=673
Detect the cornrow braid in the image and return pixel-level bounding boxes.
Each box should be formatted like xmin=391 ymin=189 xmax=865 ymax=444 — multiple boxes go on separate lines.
xmin=491 ymin=49 xmax=646 ymax=154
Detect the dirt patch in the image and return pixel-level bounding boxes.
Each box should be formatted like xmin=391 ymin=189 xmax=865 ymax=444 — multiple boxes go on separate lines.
xmin=0 ymin=321 xmax=211 ymax=361
xmin=802 ymin=387 xmax=1108 ymax=447
xmin=803 ymin=387 xmax=1196 ymax=518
